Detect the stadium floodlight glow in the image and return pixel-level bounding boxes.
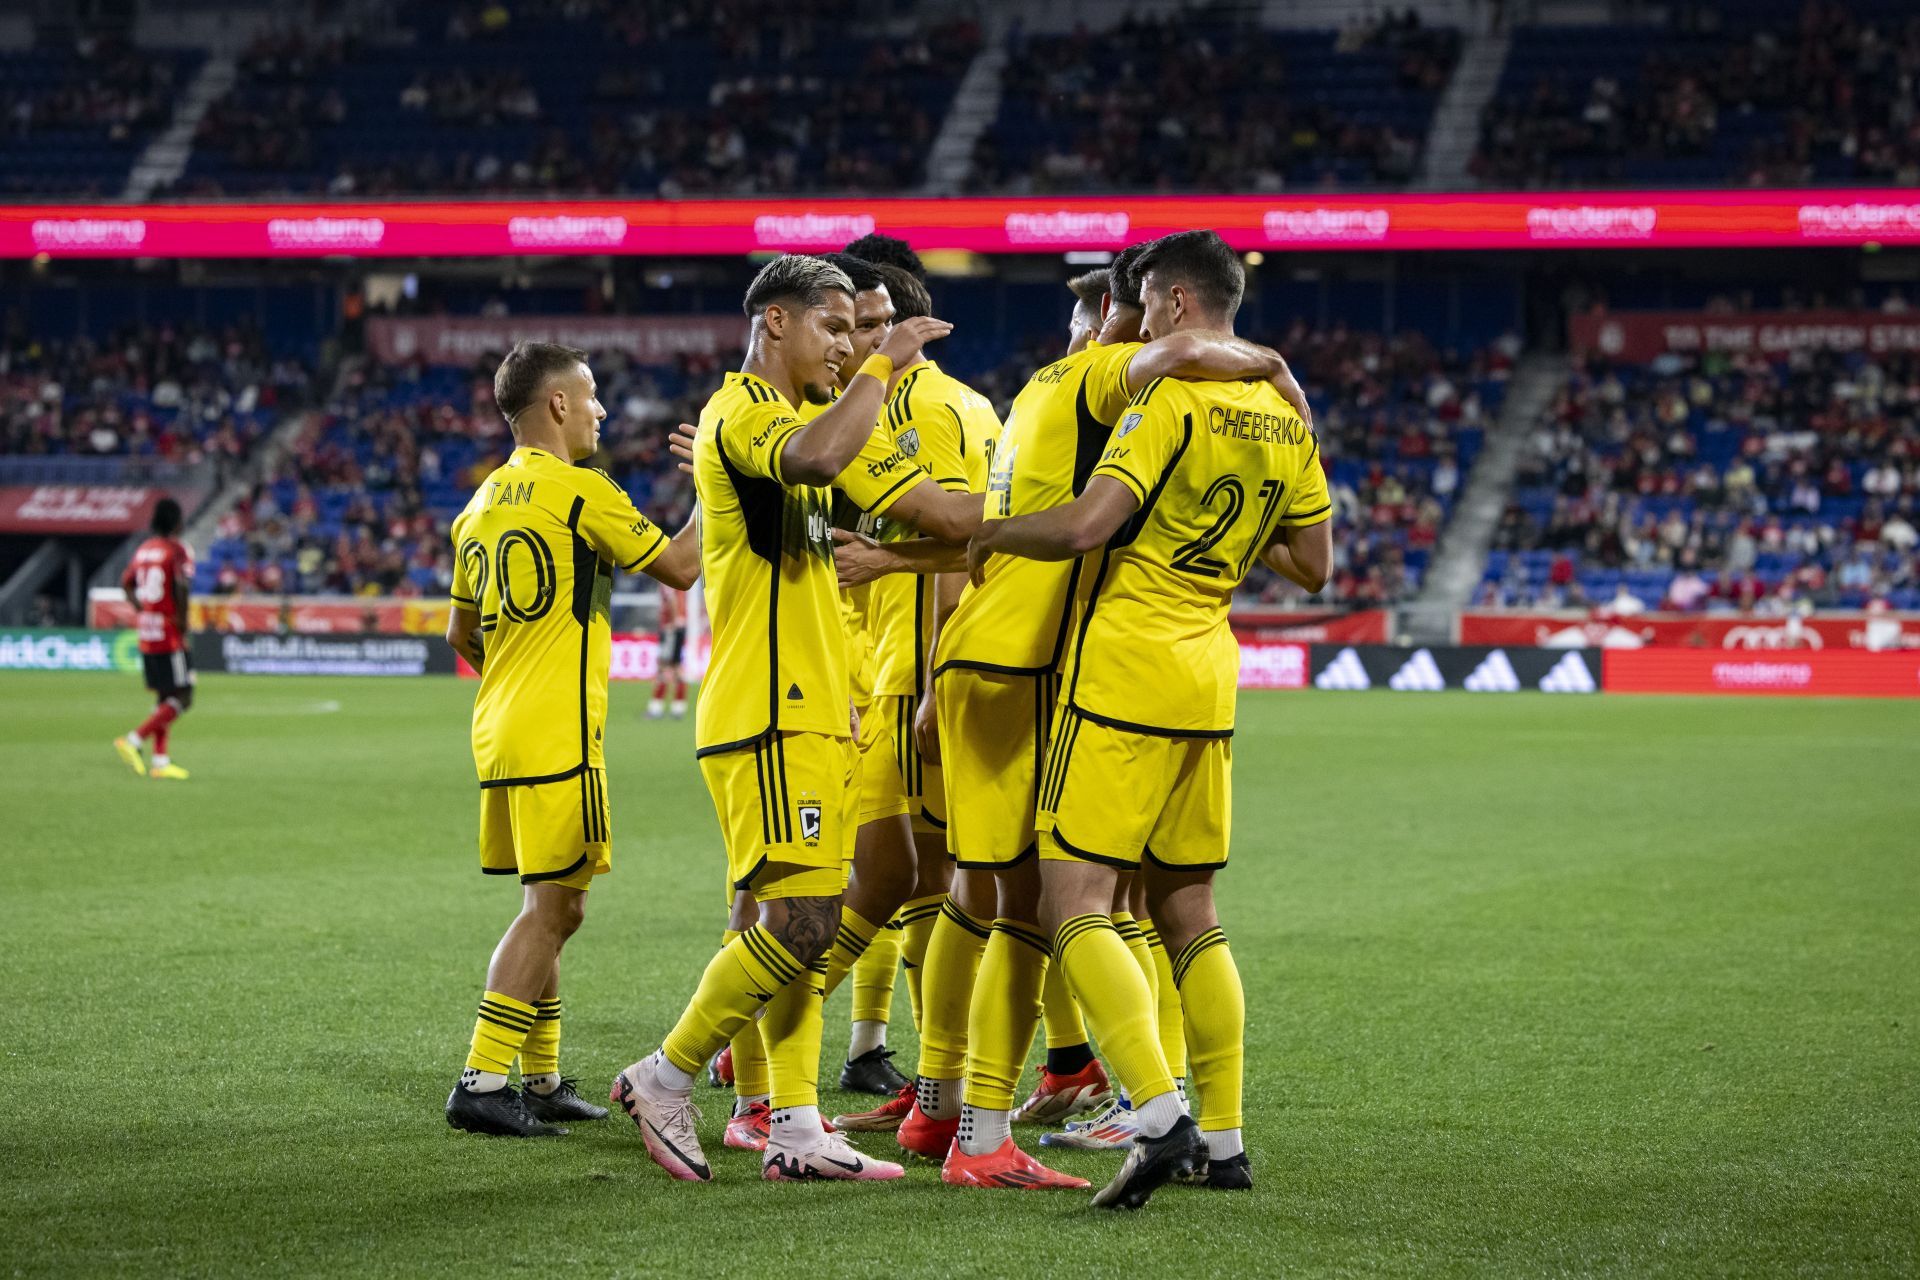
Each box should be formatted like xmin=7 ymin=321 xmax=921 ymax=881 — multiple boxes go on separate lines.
xmin=7 ymin=189 xmax=1920 ymax=259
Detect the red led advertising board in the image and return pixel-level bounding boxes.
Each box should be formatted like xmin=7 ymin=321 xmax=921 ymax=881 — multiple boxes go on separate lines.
xmin=8 ymin=189 xmax=1920 ymax=259
xmin=1603 ymin=649 xmax=1920 ymax=697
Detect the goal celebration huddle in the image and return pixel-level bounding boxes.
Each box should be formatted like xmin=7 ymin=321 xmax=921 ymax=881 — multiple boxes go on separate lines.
xmin=440 ymin=229 xmax=1330 ymax=1210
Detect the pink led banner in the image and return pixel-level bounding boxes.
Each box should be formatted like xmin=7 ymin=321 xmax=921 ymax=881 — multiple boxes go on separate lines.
xmin=6 ymin=190 xmax=1920 ymax=258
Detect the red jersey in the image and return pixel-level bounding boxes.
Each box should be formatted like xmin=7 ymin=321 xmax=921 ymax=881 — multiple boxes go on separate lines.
xmin=122 ymin=536 xmax=194 ymax=653
xmin=658 ymin=585 xmax=688 ymax=629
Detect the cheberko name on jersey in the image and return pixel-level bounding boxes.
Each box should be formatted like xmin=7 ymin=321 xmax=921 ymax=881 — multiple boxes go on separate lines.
xmin=1209 ymin=405 xmax=1308 ymax=445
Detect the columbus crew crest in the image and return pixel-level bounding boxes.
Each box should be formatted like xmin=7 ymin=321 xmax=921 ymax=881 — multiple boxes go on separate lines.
xmin=797 ymin=804 xmax=823 ymax=845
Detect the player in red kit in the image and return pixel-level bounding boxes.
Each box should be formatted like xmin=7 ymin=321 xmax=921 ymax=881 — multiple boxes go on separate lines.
xmin=648 ymin=585 xmax=690 ymax=720
xmin=114 ymin=497 xmax=196 ymax=781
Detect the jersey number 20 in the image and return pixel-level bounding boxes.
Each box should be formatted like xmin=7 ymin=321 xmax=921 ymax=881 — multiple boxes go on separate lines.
xmin=461 ymin=532 xmax=557 ymax=623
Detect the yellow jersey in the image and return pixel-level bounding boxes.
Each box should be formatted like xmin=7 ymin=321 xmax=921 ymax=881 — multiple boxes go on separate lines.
xmin=450 ymin=446 xmax=670 ymax=785
xmin=692 ymin=370 xmax=922 ymax=755
xmin=933 ymin=340 xmax=1140 ymax=676
xmin=865 ymin=361 xmax=1002 ymax=696
xmin=1065 ymin=375 xmax=1330 ymax=736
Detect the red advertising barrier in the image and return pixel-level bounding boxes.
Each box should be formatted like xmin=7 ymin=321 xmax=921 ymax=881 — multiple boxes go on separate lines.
xmin=368 ymin=314 xmax=745 ymax=364
xmin=0 ymin=485 xmax=170 ymax=534
xmin=1459 ymin=610 xmax=1920 ymax=651
xmin=91 ymin=595 xmax=455 ymax=636
xmin=1604 ymin=648 xmax=1920 ymax=696
xmin=10 ymin=189 xmax=1920 ymax=259
xmin=1569 ymin=309 xmax=1920 ymax=362
xmin=457 ymin=631 xmax=711 ymax=680
xmin=1232 ymin=608 xmax=1391 ymax=645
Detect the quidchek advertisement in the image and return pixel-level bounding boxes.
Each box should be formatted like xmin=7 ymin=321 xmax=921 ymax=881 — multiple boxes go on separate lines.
xmin=0 ymin=629 xmax=141 ymax=673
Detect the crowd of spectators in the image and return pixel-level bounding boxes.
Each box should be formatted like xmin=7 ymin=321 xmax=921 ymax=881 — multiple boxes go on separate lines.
xmin=0 ymin=325 xmax=308 ymax=471
xmin=0 ymin=35 xmax=197 ymax=196
xmin=1475 ymin=3 xmax=1920 ymax=188
xmin=972 ymin=11 xmax=1455 ymax=193
xmin=1484 ymin=345 xmax=1920 ymax=612
xmin=201 ymin=353 xmax=698 ymax=598
xmin=173 ymin=2 xmax=977 ymax=198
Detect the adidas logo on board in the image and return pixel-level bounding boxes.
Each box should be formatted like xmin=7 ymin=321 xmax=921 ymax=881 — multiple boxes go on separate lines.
xmin=1539 ymin=651 xmax=1597 ymax=693
xmin=1314 ymin=647 xmax=1371 ymax=690
xmin=1463 ymin=649 xmax=1522 ymax=693
xmin=1387 ymin=648 xmax=1446 ymax=691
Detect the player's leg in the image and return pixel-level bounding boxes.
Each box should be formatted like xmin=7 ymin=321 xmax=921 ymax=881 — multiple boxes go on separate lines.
xmin=942 ymin=857 xmax=1087 ymax=1189
xmin=899 ymin=830 xmax=951 ymax=1027
xmin=717 ymin=892 xmax=777 ymax=1150
xmin=1143 ymin=738 xmax=1246 ymax=1190
xmin=845 ymin=913 xmax=904 ymax=1066
xmin=1039 ymin=712 xmax=1204 ymax=1208
xmin=147 ymin=656 xmax=194 ymax=778
xmin=614 ymin=740 xmax=831 ymax=1181
xmin=1140 ymin=914 xmax=1189 ymax=1085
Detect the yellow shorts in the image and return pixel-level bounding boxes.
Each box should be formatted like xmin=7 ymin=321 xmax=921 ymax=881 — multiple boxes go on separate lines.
xmin=1037 ymin=706 xmax=1231 ymax=871
xmin=936 ymin=668 xmax=1060 ymax=868
xmin=478 ymin=767 xmax=611 ymax=892
xmin=858 ymin=692 xmax=946 ymax=836
xmin=700 ymin=731 xmax=858 ymax=899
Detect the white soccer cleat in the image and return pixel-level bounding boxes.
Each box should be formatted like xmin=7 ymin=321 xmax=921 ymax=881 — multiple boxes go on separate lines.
xmin=1013 ymin=1060 xmax=1112 ymax=1125
xmin=763 ymin=1129 xmax=906 ymax=1182
xmin=611 ymin=1056 xmax=711 ymax=1182
xmin=1038 ymin=1094 xmax=1139 ymax=1151
xmin=646 ymin=699 xmax=665 ymax=719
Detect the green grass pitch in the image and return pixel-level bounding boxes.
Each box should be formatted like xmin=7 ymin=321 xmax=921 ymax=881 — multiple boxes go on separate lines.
xmin=3 ymin=672 xmax=1916 ymax=1277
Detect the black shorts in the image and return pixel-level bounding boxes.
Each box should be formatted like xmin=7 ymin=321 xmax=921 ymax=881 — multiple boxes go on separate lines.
xmin=660 ymin=626 xmax=686 ymax=667
xmin=142 ymin=648 xmax=194 ymax=696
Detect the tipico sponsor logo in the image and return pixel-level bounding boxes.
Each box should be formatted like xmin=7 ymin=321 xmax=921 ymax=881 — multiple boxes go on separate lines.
xmin=752 ymin=212 xmax=878 ymax=246
xmin=30 ymin=218 xmax=146 ymax=250
xmin=265 ymin=216 xmax=386 ymax=250
xmin=1263 ymin=207 xmax=1390 ymax=242
xmin=1525 ymin=205 xmax=1657 ymax=240
xmin=507 ymin=215 xmax=629 ymax=248
xmin=1003 ymin=210 xmax=1130 ymax=245
xmin=1797 ymin=202 xmax=1920 ymax=238
xmin=1710 ymin=660 xmax=1813 ymax=689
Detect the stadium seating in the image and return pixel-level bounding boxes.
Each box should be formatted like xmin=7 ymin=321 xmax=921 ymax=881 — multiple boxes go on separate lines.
xmin=0 ymin=37 xmax=201 ymax=197
xmin=0 ymin=326 xmax=308 ymax=466
xmin=973 ymin=13 xmax=1457 ymax=192
xmin=1475 ymin=1 xmax=1920 ymax=188
xmin=199 ymin=355 xmax=696 ymax=596
xmin=178 ymin=4 xmax=979 ymax=196
xmin=1483 ymin=347 xmax=1920 ymax=611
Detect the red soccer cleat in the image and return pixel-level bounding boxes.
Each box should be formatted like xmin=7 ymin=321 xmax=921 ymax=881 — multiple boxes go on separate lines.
xmin=725 ymin=1101 xmax=770 ymax=1151
xmin=896 ymin=1099 xmax=960 ymax=1161
xmin=1013 ymin=1059 xmax=1112 ymax=1125
xmin=941 ymin=1138 xmax=1091 ymax=1189
xmin=833 ymin=1083 xmax=915 ymax=1133
xmin=708 ymin=1046 xmax=734 ymax=1088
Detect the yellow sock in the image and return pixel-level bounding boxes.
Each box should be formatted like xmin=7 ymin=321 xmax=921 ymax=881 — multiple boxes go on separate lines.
xmin=915 ymin=899 xmax=991 ymax=1080
xmin=466 ymin=990 xmax=536 ymax=1077
xmin=1055 ymin=913 xmax=1173 ymax=1106
xmin=963 ymin=921 xmax=1048 ymax=1110
xmin=713 ymin=929 xmax=771 ymax=1100
xmin=660 ymin=924 xmax=802 ymax=1076
xmin=1141 ymin=920 xmax=1188 ymax=1077
xmin=897 ymin=893 xmax=944 ymax=1031
xmin=1173 ymin=927 xmax=1243 ymax=1132
xmin=1040 ymin=948 xmax=1087 ymax=1048
xmin=519 ymin=998 xmax=562 ymax=1078
xmin=819 ymin=908 xmax=880 ymax=1001
xmin=761 ymin=956 xmax=828 ymax=1108
xmin=1114 ymin=911 xmax=1158 ymax=1003
xmin=850 ymin=915 xmax=903 ymax=1026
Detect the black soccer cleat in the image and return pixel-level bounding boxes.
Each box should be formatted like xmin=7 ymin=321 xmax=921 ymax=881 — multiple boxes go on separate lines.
xmin=1202 ymin=1151 xmax=1253 ymax=1191
xmin=1091 ymin=1114 xmax=1206 ymax=1210
xmin=446 ymin=1083 xmax=568 ymax=1137
xmin=838 ymin=1046 xmax=911 ymax=1096
xmin=522 ymin=1078 xmax=609 ymax=1123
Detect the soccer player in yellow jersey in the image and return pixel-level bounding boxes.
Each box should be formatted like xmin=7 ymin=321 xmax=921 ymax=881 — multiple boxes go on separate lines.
xmin=443 ymin=341 xmax=699 ymax=1138
xmin=840 ymin=242 xmax=1301 ymax=1188
xmin=612 ymin=254 xmax=966 ymax=1183
xmin=968 ymin=230 xmax=1332 ymax=1209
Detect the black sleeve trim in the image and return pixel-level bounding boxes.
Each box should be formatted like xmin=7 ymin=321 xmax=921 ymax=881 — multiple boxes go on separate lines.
xmin=695 ymin=729 xmax=774 ymax=759
xmin=1068 ymin=700 xmax=1234 ymax=740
